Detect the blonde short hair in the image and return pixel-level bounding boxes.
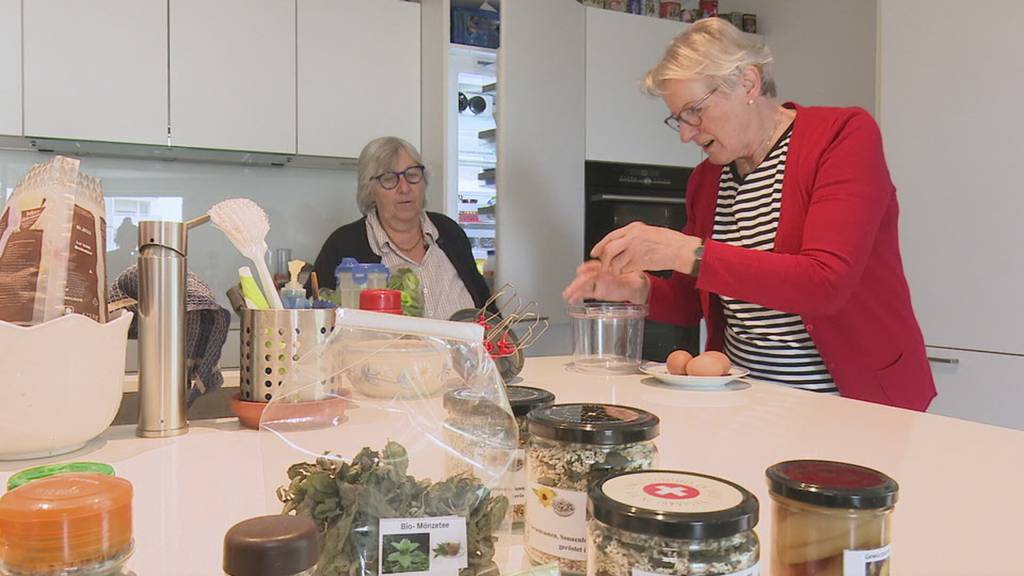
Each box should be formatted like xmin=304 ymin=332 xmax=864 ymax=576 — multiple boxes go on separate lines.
xmin=356 ymin=136 xmax=428 ymax=215
xmin=644 ymin=18 xmax=776 ymax=98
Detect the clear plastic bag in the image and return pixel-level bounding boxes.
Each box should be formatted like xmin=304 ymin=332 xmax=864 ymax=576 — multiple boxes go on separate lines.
xmin=261 ymin=309 xmax=518 ymax=576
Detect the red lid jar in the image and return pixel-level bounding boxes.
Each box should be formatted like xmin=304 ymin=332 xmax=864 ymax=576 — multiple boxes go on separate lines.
xmin=359 ymin=289 xmax=403 ymax=315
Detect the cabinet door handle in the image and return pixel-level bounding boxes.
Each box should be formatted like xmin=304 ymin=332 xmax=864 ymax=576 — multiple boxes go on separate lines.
xmin=591 ymin=194 xmax=685 ymax=205
xmin=927 ymin=356 xmax=960 ymax=366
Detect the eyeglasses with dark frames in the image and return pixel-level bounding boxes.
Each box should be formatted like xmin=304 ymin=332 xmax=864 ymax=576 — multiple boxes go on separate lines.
xmin=372 ymin=165 xmax=426 ymax=190
xmin=664 ymin=86 xmax=720 ymax=131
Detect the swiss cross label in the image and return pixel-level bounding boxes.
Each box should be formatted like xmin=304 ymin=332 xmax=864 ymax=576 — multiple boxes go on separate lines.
xmin=603 ymin=472 xmax=743 ymax=514
xmin=642 ymin=482 xmax=701 ymax=500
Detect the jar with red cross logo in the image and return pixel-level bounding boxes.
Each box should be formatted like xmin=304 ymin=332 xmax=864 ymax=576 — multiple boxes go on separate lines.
xmin=588 ymin=470 xmax=760 ymax=576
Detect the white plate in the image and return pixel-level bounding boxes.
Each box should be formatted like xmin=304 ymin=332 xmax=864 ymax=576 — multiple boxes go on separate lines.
xmin=640 ymin=362 xmax=750 ymax=388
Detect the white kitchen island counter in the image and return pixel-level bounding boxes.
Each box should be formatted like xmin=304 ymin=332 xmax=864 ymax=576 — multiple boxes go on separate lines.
xmin=2 ymin=355 xmax=1021 ymax=576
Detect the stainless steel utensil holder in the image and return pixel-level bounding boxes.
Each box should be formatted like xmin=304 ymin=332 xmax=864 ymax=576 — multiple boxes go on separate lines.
xmin=240 ymin=308 xmax=338 ymax=402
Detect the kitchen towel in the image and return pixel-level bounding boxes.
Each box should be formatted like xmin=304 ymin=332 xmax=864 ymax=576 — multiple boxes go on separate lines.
xmin=108 ymin=265 xmax=231 ymax=405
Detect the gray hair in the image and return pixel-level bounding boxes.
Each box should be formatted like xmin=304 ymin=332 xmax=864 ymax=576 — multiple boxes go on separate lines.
xmin=356 ymin=136 xmax=428 ymax=215
xmin=644 ymin=17 xmax=776 ymax=98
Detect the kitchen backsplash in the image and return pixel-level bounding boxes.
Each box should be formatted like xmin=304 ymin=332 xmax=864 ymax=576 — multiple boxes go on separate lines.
xmin=0 ymin=149 xmax=362 ymax=370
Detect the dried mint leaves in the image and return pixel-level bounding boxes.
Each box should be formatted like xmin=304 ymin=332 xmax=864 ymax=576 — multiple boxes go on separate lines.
xmin=278 ymin=440 xmax=509 ymax=576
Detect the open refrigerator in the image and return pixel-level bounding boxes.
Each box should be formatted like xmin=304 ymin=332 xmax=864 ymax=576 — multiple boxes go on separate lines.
xmin=449 ymin=45 xmax=497 ymax=269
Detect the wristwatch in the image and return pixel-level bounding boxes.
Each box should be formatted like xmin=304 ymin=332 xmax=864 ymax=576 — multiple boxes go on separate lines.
xmin=689 ymin=240 xmax=705 ymax=278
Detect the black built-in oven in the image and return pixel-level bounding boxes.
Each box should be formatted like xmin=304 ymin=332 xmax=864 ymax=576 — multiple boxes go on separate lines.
xmin=585 ymin=160 xmax=699 ymax=361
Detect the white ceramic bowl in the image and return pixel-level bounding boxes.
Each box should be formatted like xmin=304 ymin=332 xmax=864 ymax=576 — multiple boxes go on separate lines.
xmin=344 ymin=338 xmax=451 ymax=399
xmin=0 ymin=312 xmax=132 ymax=460
xmin=640 ymin=361 xmax=750 ymax=388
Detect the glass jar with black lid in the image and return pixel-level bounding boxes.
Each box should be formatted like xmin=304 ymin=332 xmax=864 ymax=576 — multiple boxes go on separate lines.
xmin=224 ymin=515 xmax=319 ymax=576
xmin=525 ymin=403 xmax=660 ymax=574
xmin=507 ymin=386 xmax=556 ymax=446
xmin=444 ymin=385 xmax=555 ymax=528
xmin=766 ymin=460 xmax=898 ymax=576
xmin=588 ymin=470 xmax=760 ymax=576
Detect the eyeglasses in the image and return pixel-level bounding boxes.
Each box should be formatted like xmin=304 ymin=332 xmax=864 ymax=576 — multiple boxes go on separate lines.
xmin=372 ymin=165 xmax=425 ymax=190
xmin=664 ymin=86 xmax=719 ymax=131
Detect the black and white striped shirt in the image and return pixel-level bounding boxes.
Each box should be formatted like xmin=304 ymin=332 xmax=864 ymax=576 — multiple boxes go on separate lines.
xmin=712 ymin=125 xmax=838 ymax=394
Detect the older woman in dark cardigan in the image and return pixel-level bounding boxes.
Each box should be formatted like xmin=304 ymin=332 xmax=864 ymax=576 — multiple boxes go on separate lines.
xmin=312 ymin=136 xmax=493 ymax=319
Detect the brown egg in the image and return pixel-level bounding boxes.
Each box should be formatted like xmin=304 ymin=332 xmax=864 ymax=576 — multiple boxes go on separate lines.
xmin=665 ymin=350 xmax=693 ymax=375
xmin=686 ymin=351 xmax=732 ymax=377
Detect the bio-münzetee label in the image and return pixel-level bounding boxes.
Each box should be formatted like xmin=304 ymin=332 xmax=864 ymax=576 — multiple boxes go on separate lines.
xmin=378 ymin=516 xmax=468 ymax=576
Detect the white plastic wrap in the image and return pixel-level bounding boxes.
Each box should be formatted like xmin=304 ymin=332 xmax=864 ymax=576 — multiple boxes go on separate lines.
xmin=261 ymin=309 xmax=519 ymax=576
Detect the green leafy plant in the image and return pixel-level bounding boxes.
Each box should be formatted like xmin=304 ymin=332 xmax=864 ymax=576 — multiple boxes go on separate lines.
xmin=385 ymin=538 xmax=429 ymax=573
xmin=387 ymin=268 xmax=424 ymax=317
xmin=278 ymin=441 xmax=508 ymax=576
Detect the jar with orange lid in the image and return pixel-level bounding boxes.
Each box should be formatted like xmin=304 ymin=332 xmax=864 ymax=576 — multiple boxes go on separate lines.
xmin=0 ymin=473 xmax=134 ymax=576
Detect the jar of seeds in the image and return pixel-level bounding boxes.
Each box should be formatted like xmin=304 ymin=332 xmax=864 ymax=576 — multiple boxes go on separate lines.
xmin=588 ymin=470 xmax=760 ymax=576
xmin=507 ymin=386 xmax=557 ymax=525
xmin=444 ymin=386 xmax=555 ymax=528
xmin=525 ymin=403 xmax=660 ymax=574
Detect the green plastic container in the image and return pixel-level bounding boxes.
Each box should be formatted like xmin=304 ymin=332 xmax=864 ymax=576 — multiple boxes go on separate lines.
xmin=6 ymin=462 xmax=115 ymax=492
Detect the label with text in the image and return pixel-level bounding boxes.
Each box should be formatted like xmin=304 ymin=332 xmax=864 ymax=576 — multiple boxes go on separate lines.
xmin=525 ymin=484 xmax=588 ymax=561
xmin=843 ymin=544 xmax=891 ymax=576
xmin=378 ymin=515 xmax=468 ymax=576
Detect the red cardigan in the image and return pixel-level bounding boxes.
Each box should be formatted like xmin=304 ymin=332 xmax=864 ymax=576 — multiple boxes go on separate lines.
xmin=647 ymin=103 xmax=936 ymax=411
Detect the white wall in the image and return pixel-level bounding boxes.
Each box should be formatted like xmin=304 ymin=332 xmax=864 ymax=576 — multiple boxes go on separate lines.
xmin=721 ymin=0 xmax=878 ymax=113
xmin=497 ymin=0 xmax=585 ymax=329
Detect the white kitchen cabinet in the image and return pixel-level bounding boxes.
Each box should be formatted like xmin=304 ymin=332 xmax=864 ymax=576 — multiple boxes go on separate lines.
xmin=0 ymin=0 xmax=19 ymax=136
xmin=879 ymin=0 xmax=1024 ymax=355
xmin=926 ymin=347 xmax=1024 ymax=431
xmin=585 ymin=8 xmax=702 ymax=168
xmin=170 ymin=0 xmax=295 ymax=153
xmin=22 ymin=0 xmax=167 ymax=145
xmin=497 ymin=0 xmax=585 ymax=325
xmin=298 ymin=0 xmax=420 ymax=158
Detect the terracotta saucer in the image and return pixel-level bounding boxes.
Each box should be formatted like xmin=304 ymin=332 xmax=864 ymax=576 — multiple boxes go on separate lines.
xmin=229 ymin=392 xmax=350 ymax=430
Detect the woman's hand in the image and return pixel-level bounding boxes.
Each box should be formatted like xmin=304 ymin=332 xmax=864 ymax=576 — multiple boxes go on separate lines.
xmin=562 ymin=260 xmax=649 ymax=304
xmin=591 ymin=221 xmax=702 ymax=276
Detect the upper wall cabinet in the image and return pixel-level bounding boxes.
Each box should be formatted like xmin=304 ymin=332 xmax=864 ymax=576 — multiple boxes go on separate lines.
xmin=585 ymin=8 xmax=701 ymax=168
xmin=23 ymin=0 xmax=167 ymax=145
xmin=170 ymin=0 xmax=296 ymax=153
xmin=297 ymin=0 xmax=420 ymax=158
xmin=0 ymin=0 xmax=20 ymax=137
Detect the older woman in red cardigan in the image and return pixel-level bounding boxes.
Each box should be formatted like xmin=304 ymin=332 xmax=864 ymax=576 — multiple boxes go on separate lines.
xmin=564 ymin=18 xmax=934 ymax=411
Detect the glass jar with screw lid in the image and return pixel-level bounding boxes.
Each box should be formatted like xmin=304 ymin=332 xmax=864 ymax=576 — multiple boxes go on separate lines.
xmin=525 ymin=403 xmax=660 ymax=574
xmin=588 ymin=470 xmax=760 ymax=576
xmin=766 ymin=460 xmax=898 ymax=576
xmin=224 ymin=515 xmax=319 ymax=576
xmin=443 ymin=385 xmax=555 ymax=528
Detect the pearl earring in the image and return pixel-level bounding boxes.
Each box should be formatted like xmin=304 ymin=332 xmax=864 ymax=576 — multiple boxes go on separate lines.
xmin=747 ymin=100 xmax=753 ymax=105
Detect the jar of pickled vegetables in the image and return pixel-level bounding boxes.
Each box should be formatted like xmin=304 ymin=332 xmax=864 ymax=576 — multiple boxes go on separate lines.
xmin=766 ymin=460 xmax=898 ymax=576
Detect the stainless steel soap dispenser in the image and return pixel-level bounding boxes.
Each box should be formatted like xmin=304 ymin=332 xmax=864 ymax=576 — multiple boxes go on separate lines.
xmin=136 ymin=215 xmax=209 ymax=438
